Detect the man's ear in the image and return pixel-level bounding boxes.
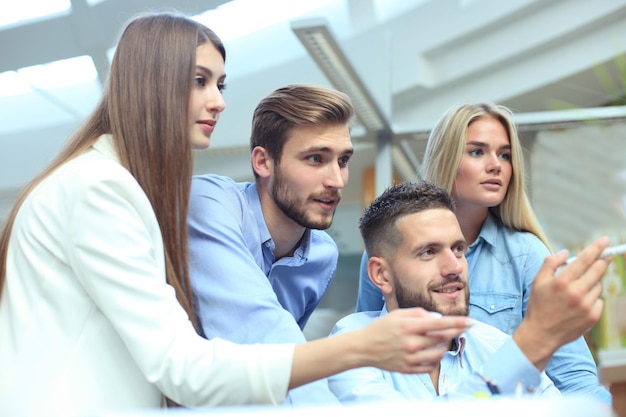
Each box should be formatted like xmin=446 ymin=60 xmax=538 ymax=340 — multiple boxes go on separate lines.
xmin=251 ymin=146 xmax=273 ymax=179
xmin=367 ymin=256 xmax=394 ymax=295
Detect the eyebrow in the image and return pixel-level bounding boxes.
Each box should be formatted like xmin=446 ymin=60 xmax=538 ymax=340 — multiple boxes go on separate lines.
xmin=196 ymin=65 xmax=226 ymax=80
xmin=466 ymin=140 xmax=511 ymax=150
xmin=413 ymin=238 xmax=467 ymax=253
xmin=296 ymin=146 xmax=354 ymax=157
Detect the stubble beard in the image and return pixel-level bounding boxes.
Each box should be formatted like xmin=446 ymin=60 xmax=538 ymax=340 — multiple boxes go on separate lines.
xmin=271 ymin=168 xmax=335 ymax=230
xmin=395 ymin=275 xmax=469 ymax=317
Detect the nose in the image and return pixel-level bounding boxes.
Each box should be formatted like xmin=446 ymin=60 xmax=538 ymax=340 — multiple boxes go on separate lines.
xmin=323 ymin=162 xmax=348 ymax=189
xmin=440 ymin=249 xmax=463 ymax=278
xmin=207 ymin=87 xmax=226 ymax=113
xmin=486 ymin=152 xmax=501 ymax=173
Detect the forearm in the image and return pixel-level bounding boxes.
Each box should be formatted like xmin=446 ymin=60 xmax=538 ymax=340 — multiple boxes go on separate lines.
xmin=289 ymin=331 xmax=363 ymax=389
xmin=512 ymin=320 xmax=559 ymax=372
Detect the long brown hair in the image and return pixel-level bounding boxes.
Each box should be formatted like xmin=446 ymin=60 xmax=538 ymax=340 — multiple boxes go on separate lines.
xmin=0 ymin=12 xmax=226 ymax=326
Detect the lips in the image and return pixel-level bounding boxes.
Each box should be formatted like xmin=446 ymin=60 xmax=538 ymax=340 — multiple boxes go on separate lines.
xmin=198 ymin=119 xmax=215 ymax=126
xmin=482 ymin=178 xmax=502 ymax=186
xmin=432 ymin=282 xmax=464 ymax=294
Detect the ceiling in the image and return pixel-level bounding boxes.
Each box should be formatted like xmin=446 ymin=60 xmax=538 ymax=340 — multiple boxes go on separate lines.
xmin=1 ymin=0 xmax=626 ymax=254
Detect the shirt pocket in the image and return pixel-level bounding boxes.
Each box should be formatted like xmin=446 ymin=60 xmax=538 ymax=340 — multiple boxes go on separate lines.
xmin=469 ymin=292 xmax=520 ymax=335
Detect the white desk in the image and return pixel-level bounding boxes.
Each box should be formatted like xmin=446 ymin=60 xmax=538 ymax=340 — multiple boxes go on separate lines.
xmin=102 ymin=396 xmax=614 ymax=417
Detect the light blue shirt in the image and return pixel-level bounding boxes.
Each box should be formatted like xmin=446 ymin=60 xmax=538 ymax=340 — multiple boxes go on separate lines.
xmin=328 ymin=307 xmax=560 ymax=403
xmin=188 ymin=174 xmax=339 ymax=405
xmin=355 ymin=213 xmax=611 ymax=405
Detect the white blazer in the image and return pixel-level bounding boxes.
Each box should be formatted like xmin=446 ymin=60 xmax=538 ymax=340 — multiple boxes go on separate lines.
xmin=0 ymin=135 xmax=292 ymax=417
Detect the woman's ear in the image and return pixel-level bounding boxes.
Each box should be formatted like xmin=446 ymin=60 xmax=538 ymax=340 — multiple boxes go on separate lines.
xmin=251 ymin=146 xmax=272 ymax=178
xmin=367 ymin=256 xmax=394 ymax=295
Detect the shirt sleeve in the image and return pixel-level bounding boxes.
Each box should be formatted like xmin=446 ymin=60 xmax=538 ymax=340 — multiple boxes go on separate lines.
xmin=355 ymin=250 xmax=385 ymax=312
xmin=67 ymin=166 xmax=292 ymax=406
xmin=187 ymin=175 xmax=339 ymax=405
xmin=327 ymin=314 xmax=408 ymax=403
xmin=481 ymin=338 xmax=560 ymax=398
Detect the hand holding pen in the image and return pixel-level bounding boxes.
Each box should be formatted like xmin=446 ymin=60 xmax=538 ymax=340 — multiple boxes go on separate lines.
xmin=512 ymin=236 xmax=611 ymax=372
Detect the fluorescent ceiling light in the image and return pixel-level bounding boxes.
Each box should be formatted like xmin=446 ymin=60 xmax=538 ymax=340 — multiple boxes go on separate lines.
xmin=195 ymin=0 xmax=333 ymax=42
xmin=291 ymin=18 xmax=390 ymax=133
xmin=18 ymin=56 xmax=97 ymax=90
xmin=0 ymin=71 xmax=31 ymax=96
xmin=0 ymin=0 xmax=70 ymax=28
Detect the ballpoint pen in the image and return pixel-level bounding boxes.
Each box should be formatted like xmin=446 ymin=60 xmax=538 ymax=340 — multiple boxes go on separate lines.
xmin=565 ymin=243 xmax=626 ymax=265
xmin=483 ymin=377 xmax=501 ymax=395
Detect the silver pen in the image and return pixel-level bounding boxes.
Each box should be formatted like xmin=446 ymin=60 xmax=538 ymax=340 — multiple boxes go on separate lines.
xmin=565 ymin=243 xmax=626 ymax=264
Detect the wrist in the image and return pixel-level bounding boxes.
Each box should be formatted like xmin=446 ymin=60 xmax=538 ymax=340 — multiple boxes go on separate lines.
xmin=512 ymin=321 xmax=558 ymax=371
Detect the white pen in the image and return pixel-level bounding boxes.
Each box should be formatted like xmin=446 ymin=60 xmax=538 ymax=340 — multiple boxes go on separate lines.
xmin=565 ymin=243 xmax=626 ymax=264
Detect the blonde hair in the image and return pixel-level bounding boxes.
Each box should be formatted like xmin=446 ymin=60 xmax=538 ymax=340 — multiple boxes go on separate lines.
xmin=0 ymin=12 xmax=226 ymax=325
xmin=421 ymin=102 xmax=551 ymax=251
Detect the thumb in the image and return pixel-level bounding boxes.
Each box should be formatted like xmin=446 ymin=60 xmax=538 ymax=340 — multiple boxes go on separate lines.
xmin=535 ymin=249 xmax=569 ymax=284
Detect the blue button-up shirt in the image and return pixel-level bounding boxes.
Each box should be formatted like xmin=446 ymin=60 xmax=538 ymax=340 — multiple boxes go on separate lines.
xmin=355 ymin=213 xmax=611 ymax=405
xmin=188 ymin=174 xmax=339 ymax=405
xmin=328 ymin=308 xmax=559 ymax=402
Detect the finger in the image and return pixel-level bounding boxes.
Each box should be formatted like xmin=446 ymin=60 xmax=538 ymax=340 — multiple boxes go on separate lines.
xmin=406 ymin=343 xmax=448 ymax=364
xmin=560 ymin=236 xmax=610 ymax=281
xmin=535 ymin=250 xmax=569 ymax=285
xmin=424 ymin=326 xmax=468 ymax=340
xmin=571 ymin=257 xmax=610 ymax=295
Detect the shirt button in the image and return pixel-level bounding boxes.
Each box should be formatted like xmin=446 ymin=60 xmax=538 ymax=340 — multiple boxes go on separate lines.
xmin=490 ymin=305 xmax=495 ymax=311
xmin=265 ymin=242 xmax=271 ymax=247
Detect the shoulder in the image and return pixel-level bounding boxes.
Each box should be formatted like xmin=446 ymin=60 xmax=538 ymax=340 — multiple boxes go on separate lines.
xmin=191 ymin=173 xmax=241 ymax=193
xmin=190 ymin=174 xmax=253 ymax=207
xmin=330 ymin=311 xmax=379 ymax=336
xmin=492 ymin=220 xmax=549 ymax=258
xmin=53 ymin=149 xmax=142 ymax=197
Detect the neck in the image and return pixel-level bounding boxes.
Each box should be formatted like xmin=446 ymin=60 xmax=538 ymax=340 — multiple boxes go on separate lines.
xmin=454 ymin=204 xmax=489 ymax=246
xmin=429 ymin=363 xmax=442 ymax=394
xmin=257 ymin=185 xmax=306 ymax=260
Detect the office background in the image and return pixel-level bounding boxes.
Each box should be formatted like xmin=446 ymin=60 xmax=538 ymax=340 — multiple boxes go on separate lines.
xmin=1 ymin=0 xmax=626 ymax=339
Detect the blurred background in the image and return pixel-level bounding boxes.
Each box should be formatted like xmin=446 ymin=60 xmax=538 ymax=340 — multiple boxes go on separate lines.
xmin=1 ymin=0 xmax=626 ymax=339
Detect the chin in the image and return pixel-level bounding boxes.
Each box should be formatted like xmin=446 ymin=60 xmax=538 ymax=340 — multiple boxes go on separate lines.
xmin=192 ymin=139 xmax=210 ymax=150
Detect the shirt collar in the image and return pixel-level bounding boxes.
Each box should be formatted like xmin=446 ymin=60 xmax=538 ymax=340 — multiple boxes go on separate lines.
xmin=246 ymin=183 xmax=272 ymax=246
xmin=473 ymin=211 xmax=499 ymax=249
xmin=91 ymin=134 xmax=119 ymax=162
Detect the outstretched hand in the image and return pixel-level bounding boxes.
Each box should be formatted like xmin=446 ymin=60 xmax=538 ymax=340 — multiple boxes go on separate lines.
xmin=513 ymin=236 xmax=611 ymax=371
xmin=358 ymin=307 xmax=473 ymax=374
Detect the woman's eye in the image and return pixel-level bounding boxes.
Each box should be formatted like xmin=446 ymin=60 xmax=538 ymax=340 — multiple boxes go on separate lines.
xmin=499 ymin=152 xmax=511 ymax=161
xmin=469 ymin=149 xmax=482 ymax=157
xmin=218 ymin=82 xmax=226 ymax=93
xmin=194 ymin=76 xmax=206 ymax=87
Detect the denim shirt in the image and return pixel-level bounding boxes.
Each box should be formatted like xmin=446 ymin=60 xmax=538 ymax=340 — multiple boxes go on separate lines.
xmin=328 ymin=307 xmax=559 ymax=402
xmin=465 ymin=213 xmax=547 ymax=333
xmin=355 ymin=213 xmax=611 ymax=405
xmin=188 ymin=174 xmax=339 ymax=405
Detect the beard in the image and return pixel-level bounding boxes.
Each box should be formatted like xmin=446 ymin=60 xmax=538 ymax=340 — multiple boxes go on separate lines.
xmin=395 ymin=274 xmax=469 ymax=317
xmin=271 ymin=166 xmax=338 ymax=230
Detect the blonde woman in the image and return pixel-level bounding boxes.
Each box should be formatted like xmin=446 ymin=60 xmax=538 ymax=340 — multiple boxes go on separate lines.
xmin=356 ymin=102 xmax=611 ymax=405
